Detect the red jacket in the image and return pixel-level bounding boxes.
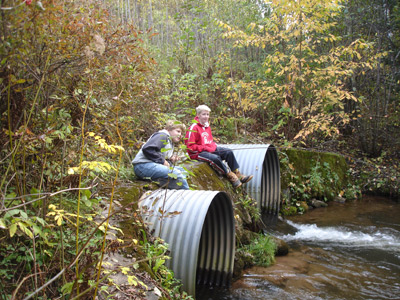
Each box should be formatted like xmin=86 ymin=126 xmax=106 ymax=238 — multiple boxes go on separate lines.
xmin=185 ymin=116 xmax=217 ymax=159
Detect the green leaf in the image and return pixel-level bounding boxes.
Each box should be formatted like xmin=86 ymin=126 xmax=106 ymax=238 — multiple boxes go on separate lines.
xmin=9 ymin=223 xmax=17 ymax=237
xmin=153 ymin=258 xmax=165 ymax=272
xmin=35 ymin=216 xmax=46 ymax=226
xmin=4 ymin=209 xmax=22 ymax=218
xmin=19 ymin=210 xmax=28 ymax=220
xmin=168 ymin=173 xmax=178 ymax=179
xmin=81 ymin=194 xmax=92 ymax=207
xmin=127 ymin=275 xmax=138 ymax=286
xmin=61 ymin=282 xmax=74 ymax=295
xmin=18 ymin=222 xmax=33 ymax=238
xmin=5 ymin=192 xmax=16 ymax=199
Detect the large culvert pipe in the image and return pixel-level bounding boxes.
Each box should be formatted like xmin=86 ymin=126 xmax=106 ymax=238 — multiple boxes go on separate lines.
xmin=222 ymin=144 xmax=281 ymax=214
xmin=138 ymin=189 xmax=235 ymax=297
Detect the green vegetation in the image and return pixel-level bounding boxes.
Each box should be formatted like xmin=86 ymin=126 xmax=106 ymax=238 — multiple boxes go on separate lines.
xmin=279 ymin=149 xmax=363 ymax=214
xmin=0 ymin=0 xmax=399 ymax=298
xmin=141 ymin=237 xmax=194 ymax=300
xmin=239 ymin=234 xmax=276 ymax=268
xmin=237 ymin=195 xmax=261 ymax=222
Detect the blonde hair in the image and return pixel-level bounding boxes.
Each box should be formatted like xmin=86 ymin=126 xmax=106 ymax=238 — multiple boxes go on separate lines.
xmin=196 ymin=104 xmax=211 ymax=115
xmin=165 ymin=120 xmax=186 ymax=132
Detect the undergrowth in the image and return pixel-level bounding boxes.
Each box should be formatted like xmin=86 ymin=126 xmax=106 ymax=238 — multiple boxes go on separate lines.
xmin=239 ymin=234 xmax=276 ymax=267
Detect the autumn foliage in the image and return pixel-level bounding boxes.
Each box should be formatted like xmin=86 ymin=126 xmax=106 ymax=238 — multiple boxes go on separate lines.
xmin=0 ymin=0 xmax=399 ymax=298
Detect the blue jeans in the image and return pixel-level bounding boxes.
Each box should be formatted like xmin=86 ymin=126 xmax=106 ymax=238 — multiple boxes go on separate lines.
xmin=134 ymin=162 xmax=189 ymax=190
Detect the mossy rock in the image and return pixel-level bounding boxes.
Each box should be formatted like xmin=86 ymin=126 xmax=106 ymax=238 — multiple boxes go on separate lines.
xmin=279 ymin=148 xmax=350 ymax=201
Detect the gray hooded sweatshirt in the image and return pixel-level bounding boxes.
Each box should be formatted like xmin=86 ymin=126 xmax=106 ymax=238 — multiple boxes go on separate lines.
xmin=132 ymin=129 xmax=174 ymax=165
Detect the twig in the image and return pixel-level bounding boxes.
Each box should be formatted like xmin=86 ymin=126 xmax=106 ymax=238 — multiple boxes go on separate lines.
xmin=0 ymin=185 xmax=98 ymax=213
xmin=93 ymin=88 xmax=124 ymax=299
xmin=11 ymin=272 xmax=45 ymax=300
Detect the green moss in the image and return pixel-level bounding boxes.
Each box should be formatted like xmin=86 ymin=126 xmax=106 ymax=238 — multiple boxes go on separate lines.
xmin=187 ymin=161 xmax=227 ymax=191
xmin=116 ymin=182 xmax=158 ymax=209
xmin=281 ymin=204 xmax=298 ymax=216
xmin=280 ymin=148 xmax=349 ymax=191
xmin=279 ymin=148 xmax=353 ymax=213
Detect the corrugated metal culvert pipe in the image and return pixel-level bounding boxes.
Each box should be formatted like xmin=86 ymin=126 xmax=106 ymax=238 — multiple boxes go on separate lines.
xmin=139 ymin=189 xmax=235 ymax=297
xmin=222 ymin=144 xmax=281 ymax=214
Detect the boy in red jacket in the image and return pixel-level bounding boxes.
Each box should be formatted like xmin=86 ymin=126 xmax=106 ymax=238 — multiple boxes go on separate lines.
xmin=185 ymin=105 xmax=253 ymax=188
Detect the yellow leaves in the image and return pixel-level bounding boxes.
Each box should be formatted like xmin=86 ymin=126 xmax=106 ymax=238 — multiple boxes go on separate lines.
xmin=217 ymin=20 xmax=231 ymax=30
xmin=323 ymin=34 xmax=338 ymax=43
xmin=67 ymin=132 xmax=124 ymax=176
xmin=127 ymin=276 xmax=139 ymax=286
xmin=118 ymin=266 xmax=148 ymax=289
xmin=248 ymin=23 xmax=256 ymax=31
xmin=55 ymin=214 xmax=63 ymax=226
xmin=1 ymin=209 xmax=40 ymax=239
xmin=47 ymin=204 xmax=97 ymax=227
xmin=68 ymin=161 xmax=115 ymax=175
xmin=293 ymin=111 xmax=343 ymax=141
xmin=98 ymin=223 xmax=124 ymax=235
xmin=224 ymin=80 xmax=259 ymax=114
xmin=87 ymin=132 xmax=125 ymax=154
xmin=47 ymin=204 xmax=67 ymax=226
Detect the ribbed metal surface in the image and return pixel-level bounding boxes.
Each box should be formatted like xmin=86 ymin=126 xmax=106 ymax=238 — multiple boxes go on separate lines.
xmin=138 ymin=189 xmax=235 ymax=297
xmin=221 ymin=144 xmax=281 ymax=214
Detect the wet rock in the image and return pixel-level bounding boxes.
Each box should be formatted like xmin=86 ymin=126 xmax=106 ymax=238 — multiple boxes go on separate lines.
xmin=310 ymin=198 xmax=328 ymax=208
xmin=271 ymin=236 xmax=289 ymax=256
xmin=236 ymin=228 xmax=260 ymax=245
xmin=334 ymin=196 xmax=346 ymax=203
xmin=233 ymin=250 xmax=255 ymax=279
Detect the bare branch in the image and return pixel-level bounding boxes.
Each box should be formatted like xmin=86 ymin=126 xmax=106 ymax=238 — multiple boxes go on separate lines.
xmin=0 ymin=184 xmax=98 ymax=213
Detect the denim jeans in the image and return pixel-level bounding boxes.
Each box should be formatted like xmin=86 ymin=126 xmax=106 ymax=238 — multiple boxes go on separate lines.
xmin=134 ymin=162 xmax=189 ymax=190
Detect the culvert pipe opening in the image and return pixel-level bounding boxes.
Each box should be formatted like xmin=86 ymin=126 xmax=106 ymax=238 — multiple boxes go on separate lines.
xmin=139 ymin=189 xmax=235 ymax=297
xmin=221 ymin=144 xmax=281 ymax=214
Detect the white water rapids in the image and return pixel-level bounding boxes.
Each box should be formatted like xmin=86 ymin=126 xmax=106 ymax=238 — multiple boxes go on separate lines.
xmin=281 ymin=220 xmax=400 ymax=254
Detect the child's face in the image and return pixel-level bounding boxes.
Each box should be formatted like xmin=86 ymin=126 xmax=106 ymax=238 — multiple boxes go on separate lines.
xmin=169 ymin=128 xmax=182 ymax=143
xmin=198 ymin=110 xmax=210 ymax=125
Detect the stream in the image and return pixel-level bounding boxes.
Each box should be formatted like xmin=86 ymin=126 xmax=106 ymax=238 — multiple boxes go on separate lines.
xmin=198 ymin=195 xmax=400 ymax=300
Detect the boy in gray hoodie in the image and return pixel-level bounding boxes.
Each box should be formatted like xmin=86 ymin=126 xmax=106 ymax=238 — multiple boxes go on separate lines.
xmin=132 ymin=120 xmax=189 ymax=189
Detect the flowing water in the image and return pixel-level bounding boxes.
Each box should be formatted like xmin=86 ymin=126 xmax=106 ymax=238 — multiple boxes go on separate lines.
xmin=198 ymin=196 xmax=400 ymax=300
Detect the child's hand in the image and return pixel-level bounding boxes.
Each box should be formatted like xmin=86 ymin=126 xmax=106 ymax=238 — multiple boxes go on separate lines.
xmin=170 ymin=155 xmax=180 ymax=163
